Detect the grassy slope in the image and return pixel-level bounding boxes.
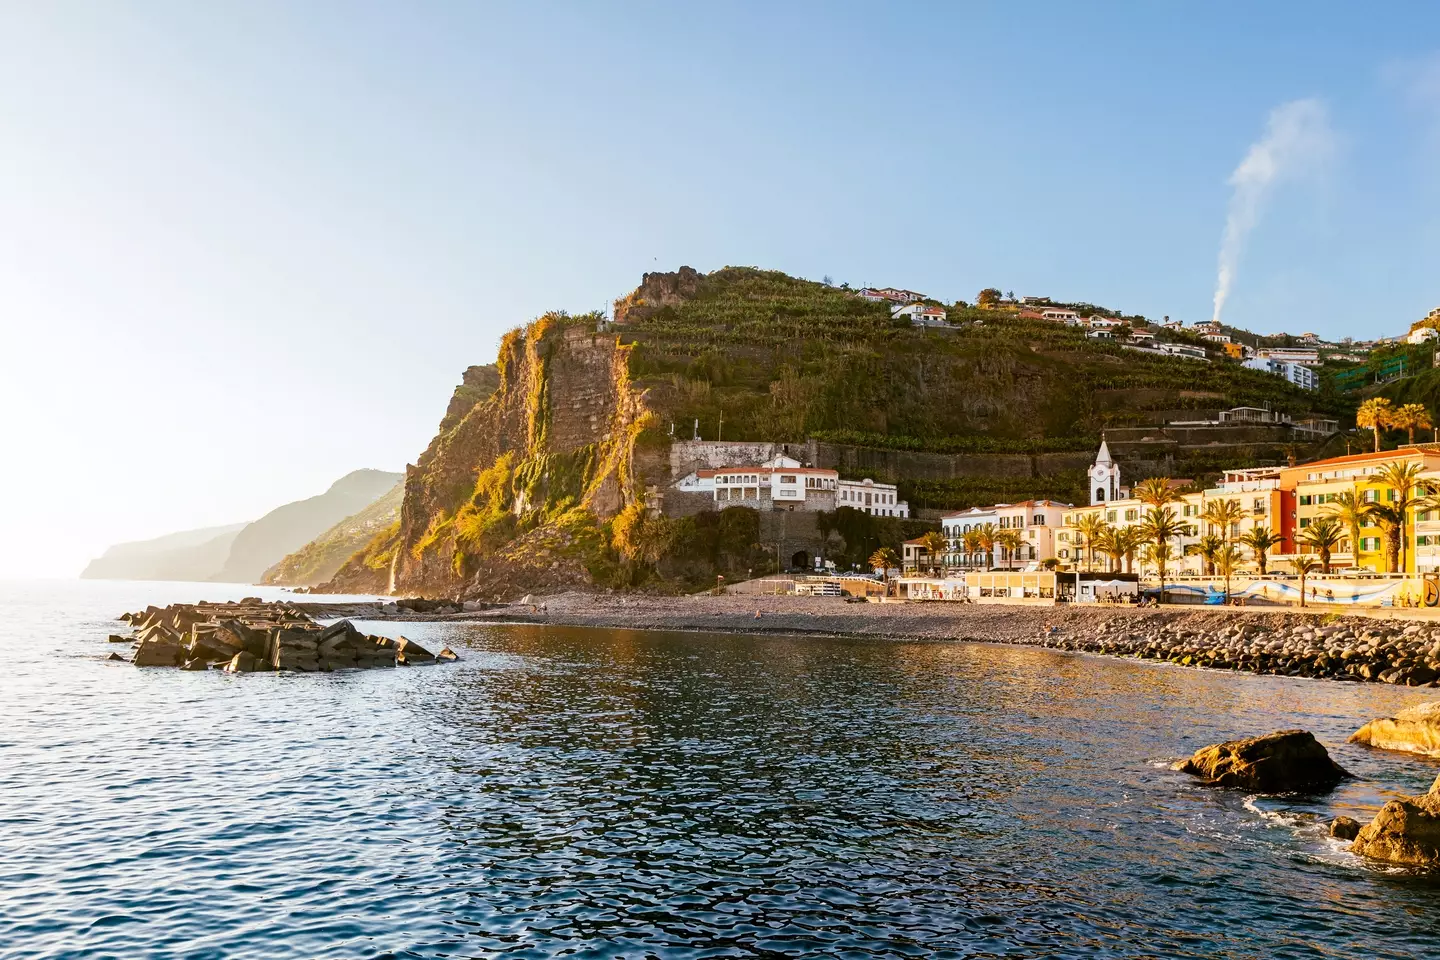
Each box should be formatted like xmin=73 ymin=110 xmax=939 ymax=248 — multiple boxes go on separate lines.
xmin=262 ymin=481 xmax=404 ymax=586
xmin=621 ymin=268 xmax=1350 ymax=452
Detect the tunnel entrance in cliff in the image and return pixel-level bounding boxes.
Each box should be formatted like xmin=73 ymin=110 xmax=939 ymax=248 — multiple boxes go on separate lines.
xmin=791 ymin=550 xmax=810 ymax=571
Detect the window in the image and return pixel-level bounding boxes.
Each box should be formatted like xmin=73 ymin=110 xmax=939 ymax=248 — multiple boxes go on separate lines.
xmin=1124 ymin=508 xmax=1137 ymax=521
xmin=1106 ymin=511 xmax=1117 ymax=522
xmin=1299 ymin=517 xmax=1311 ymax=528
xmin=1361 ymin=537 xmax=1381 ymax=551
xmin=1033 ymin=515 xmax=1045 ymax=525
xmin=1299 ymin=495 xmax=1312 ymax=506
xmin=1060 ymin=549 xmax=1070 ymax=559
xmin=780 ymin=475 xmax=796 ymax=484
xmin=1363 ymin=490 xmax=1377 ymax=503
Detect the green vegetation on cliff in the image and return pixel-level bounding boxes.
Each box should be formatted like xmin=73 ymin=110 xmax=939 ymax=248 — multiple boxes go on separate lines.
xmin=325 ymin=266 xmax=1355 ymax=599
xmin=622 ymin=268 xmax=1349 ymax=452
xmin=262 ymin=481 xmax=403 ymax=587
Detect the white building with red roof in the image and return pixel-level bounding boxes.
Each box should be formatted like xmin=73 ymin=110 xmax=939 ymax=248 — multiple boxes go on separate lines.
xmin=673 ymin=455 xmax=906 ymax=515
xmin=891 ymin=303 xmax=949 ymax=326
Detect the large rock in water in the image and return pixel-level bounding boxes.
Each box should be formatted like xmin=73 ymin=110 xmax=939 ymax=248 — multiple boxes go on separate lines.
xmin=132 ymin=638 xmax=183 ymax=667
xmin=1350 ymin=778 xmax=1440 ymax=867
xmin=1350 ymin=701 xmax=1440 ymax=759
xmin=1172 ymin=730 xmax=1350 ymax=793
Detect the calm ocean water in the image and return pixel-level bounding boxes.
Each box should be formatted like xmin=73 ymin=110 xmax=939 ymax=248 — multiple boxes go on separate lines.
xmin=2 ymin=579 xmax=1439 ymax=959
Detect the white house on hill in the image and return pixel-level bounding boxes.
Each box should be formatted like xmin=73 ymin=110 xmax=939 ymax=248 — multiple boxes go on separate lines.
xmin=891 ymin=303 xmax=948 ymax=326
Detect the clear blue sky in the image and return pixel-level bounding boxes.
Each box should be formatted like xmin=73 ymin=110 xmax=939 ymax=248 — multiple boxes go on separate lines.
xmin=2 ymin=1 xmax=1439 ymax=576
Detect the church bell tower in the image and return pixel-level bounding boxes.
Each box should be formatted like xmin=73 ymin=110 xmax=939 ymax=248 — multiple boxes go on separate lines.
xmin=1088 ymin=438 xmax=1120 ymax=505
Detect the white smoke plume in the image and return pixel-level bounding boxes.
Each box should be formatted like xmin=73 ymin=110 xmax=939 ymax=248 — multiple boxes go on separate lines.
xmin=1212 ymin=99 xmax=1335 ymax=324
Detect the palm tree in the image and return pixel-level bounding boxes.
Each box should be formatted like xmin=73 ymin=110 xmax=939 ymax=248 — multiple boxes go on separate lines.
xmin=1392 ymin=403 xmax=1433 ymax=445
xmin=1132 ymin=476 xmax=1184 ymax=509
xmin=1375 ymin=460 xmax=1423 ymax=573
xmin=1140 ymin=506 xmax=1186 ymax=603
xmin=1324 ymin=489 xmax=1372 ymax=568
xmin=1290 ymin=555 xmax=1322 ymax=608
xmin=1115 ymin=526 xmax=1145 ymax=574
xmin=1093 ymin=526 xmax=1123 ymax=572
xmin=919 ymin=531 xmax=947 ymax=576
xmin=995 ymin=529 xmax=1024 ymax=570
xmin=1187 ymin=533 xmax=1225 ymax=576
xmin=1215 ymin=544 xmax=1245 ymax=603
xmin=961 ymin=529 xmax=982 ymax=568
xmin=1356 ymin=397 xmax=1394 ymax=452
xmin=1367 ymin=503 xmax=1405 ymax=573
xmin=1201 ymin=498 xmax=1246 ymax=548
xmin=1073 ymin=514 xmax=1109 ymax=573
xmin=1297 ymin=516 xmax=1341 ymax=573
xmin=869 ymin=547 xmax=899 ymax=594
xmin=975 ymin=523 xmax=999 ymax=571
xmin=1238 ymin=525 xmax=1279 ymax=576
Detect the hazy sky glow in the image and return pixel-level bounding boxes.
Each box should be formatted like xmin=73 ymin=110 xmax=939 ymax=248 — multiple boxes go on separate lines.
xmin=2 ymin=1 xmax=1440 ymax=577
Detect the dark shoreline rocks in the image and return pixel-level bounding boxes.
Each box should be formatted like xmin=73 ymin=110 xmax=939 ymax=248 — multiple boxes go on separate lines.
xmin=111 ymin=601 xmax=458 ymax=674
xmin=1020 ymin=614 xmax=1440 ymax=688
xmin=1173 ymin=730 xmax=1350 ymax=794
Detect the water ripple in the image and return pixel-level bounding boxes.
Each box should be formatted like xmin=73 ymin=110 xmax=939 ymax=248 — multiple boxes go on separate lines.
xmin=2 ymin=580 xmax=1440 ymax=958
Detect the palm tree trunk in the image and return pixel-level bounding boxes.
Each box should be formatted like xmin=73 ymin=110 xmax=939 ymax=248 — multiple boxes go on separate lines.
xmin=1373 ymin=425 xmax=1381 ymax=452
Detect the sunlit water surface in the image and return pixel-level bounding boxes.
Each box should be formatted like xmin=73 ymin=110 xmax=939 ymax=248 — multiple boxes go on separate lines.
xmin=2 ymin=579 xmax=1439 ymax=959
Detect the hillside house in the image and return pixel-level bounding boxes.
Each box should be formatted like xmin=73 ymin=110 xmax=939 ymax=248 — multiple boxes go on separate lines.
xmin=1087 ymin=316 xmax=1122 ymax=329
xmin=836 ymin=477 xmax=909 ymax=517
xmin=1408 ymin=327 xmax=1439 ymax=345
xmin=891 ymin=303 xmax=949 ymax=326
xmin=1244 ymin=357 xmax=1318 ymax=390
xmin=1256 ymin=347 xmax=1321 ymax=367
xmin=1155 ymin=342 xmax=1208 ymax=361
xmin=859 ymin=287 xmax=927 ymax=304
xmin=673 ymin=455 xmax=906 ymax=515
xmin=1041 ymin=308 xmax=1081 ymax=324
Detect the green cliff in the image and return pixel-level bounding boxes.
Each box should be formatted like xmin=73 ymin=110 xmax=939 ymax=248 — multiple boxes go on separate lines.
xmin=320 ymin=267 xmax=1349 ymax=599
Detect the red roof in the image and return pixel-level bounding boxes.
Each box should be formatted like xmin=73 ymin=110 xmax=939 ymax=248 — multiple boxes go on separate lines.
xmin=1283 ymin=446 xmax=1433 ymax=472
xmin=698 ymin=466 xmax=837 ymax=478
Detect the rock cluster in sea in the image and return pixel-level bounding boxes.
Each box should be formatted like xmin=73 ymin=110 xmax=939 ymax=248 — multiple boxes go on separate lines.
xmin=1176 ymin=727 xmax=1440 ymax=868
xmin=111 ymin=600 xmax=458 ymax=672
xmin=1172 ymin=729 xmax=1350 ymax=793
xmin=1033 ymin=615 xmax=1440 ymax=686
xmin=1349 ymin=772 xmax=1440 ymax=868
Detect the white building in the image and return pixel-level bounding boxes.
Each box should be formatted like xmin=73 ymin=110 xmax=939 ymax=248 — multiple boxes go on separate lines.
xmin=1255 ymin=347 xmax=1321 ymax=367
xmin=859 ymin=287 xmax=927 ymax=304
xmin=1041 ymin=308 xmax=1081 ymax=324
xmin=1088 ymin=439 xmax=1123 ymax=504
xmin=1087 ymin=329 xmax=1114 ymax=340
xmin=1408 ymin=327 xmax=1439 ymax=345
xmin=1087 ymin=316 xmax=1122 ymax=329
xmin=675 ymin=455 xmax=909 ymax=515
xmin=836 ymin=477 xmax=909 ymax=517
xmin=1203 ymin=333 xmax=1232 ymax=344
xmin=891 ymin=303 xmax=948 ymax=326
xmin=941 ymin=507 xmax=999 ymax=567
xmin=1243 ymin=357 xmax=1318 ymax=390
xmin=1155 ymin=342 xmax=1208 ymax=361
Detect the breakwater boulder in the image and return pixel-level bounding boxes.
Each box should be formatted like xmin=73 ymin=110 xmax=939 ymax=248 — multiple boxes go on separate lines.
xmin=112 ymin=601 xmax=457 ymax=674
xmin=1173 ymin=730 xmax=1350 ymax=793
xmin=1350 ymin=777 xmax=1440 ymax=868
xmin=1350 ymin=701 xmax=1440 ymax=758
xmin=1027 ymin=611 xmax=1440 ymax=687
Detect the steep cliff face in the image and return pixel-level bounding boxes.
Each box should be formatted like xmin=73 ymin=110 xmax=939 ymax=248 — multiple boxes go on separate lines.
xmin=325 ymin=314 xmax=656 ymax=597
